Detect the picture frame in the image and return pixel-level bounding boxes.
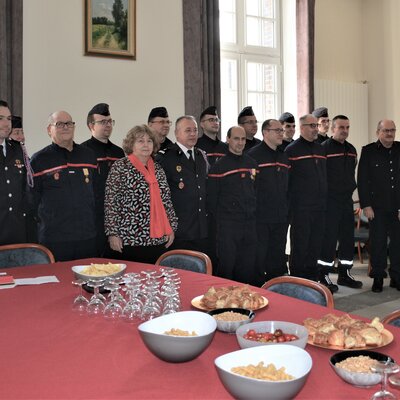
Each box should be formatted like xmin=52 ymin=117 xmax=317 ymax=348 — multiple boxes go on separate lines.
xmin=85 ymin=0 xmax=136 ymax=59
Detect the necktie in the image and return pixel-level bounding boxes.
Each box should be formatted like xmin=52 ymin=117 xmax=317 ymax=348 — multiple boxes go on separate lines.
xmin=187 ymin=149 xmax=195 ymax=168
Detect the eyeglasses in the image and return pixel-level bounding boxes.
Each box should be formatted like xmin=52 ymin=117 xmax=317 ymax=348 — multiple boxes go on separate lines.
xmin=242 ymin=120 xmax=258 ymax=125
xmin=380 ymin=128 xmax=396 ymax=134
xmin=92 ymin=119 xmax=115 ymax=127
xmin=267 ymin=128 xmax=284 ymax=134
xmin=202 ymin=117 xmax=220 ymax=123
xmin=302 ymin=123 xmax=318 ymax=129
xmin=151 ymin=120 xmax=172 ymax=126
xmin=51 ymin=121 xmax=76 ymax=129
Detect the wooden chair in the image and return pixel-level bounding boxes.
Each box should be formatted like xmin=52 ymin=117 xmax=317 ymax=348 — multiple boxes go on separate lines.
xmin=262 ymin=276 xmax=335 ymax=308
xmin=0 ymin=243 xmax=55 ymax=268
xmin=354 ymin=205 xmax=370 ymax=264
xmin=381 ymin=309 xmax=400 ymax=327
xmin=155 ymin=249 xmax=212 ymax=275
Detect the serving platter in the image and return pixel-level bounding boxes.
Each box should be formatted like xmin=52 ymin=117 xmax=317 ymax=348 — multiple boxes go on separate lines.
xmin=72 ymin=263 xmax=127 ymax=281
xmin=191 ymin=295 xmax=268 ymax=311
xmin=307 ymin=328 xmax=394 ymax=351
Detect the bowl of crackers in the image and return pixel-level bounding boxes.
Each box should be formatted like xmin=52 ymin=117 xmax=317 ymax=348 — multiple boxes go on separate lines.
xmin=215 ymin=344 xmax=312 ymax=400
xmin=72 ymin=263 xmax=126 ymax=281
xmin=330 ymin=350 xmax=394 ymax=387
xmin=208 ymin=308 xmax=255 ymax=333
xmin=138 ymin=311 xmax=217 ymax=363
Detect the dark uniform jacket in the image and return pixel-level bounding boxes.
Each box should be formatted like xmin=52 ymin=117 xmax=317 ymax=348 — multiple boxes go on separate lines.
xmin=159 ymin=137 xmax=173 ymax=152
xmin=322 ymin=138 xmax=357 ymax=202
xmin=81 ymin=136 xmax=124 ymax=220
xmin=0 ymin=139 xmax=27 ymax=244
xmin=207 ymin=151 xmax=257 ymax=223
xmin=285 ymin=137 xmax=327 ymax=211
xmin=157 ymin=143 xmax=208 ymax=240
xmin=357 ymin=140 xmax=400 ymax=211
xmin=244 ymin=137 xmax=261 ymax=151
xmin=315 ymin=134 xmax=329 ymax=144
xmin=278 ymin=139 xmax=294 ymax=152
xmin=30 ymin=142 xmax=97 ymax=243
xmin=196 ymin=134 xmax=228 ymax=166
xmin=247 ymin=141 xmax=290 ymax=223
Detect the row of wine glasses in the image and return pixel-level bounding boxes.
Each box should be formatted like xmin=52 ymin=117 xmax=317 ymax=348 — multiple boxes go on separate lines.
xmin=71 ymin=268 xmax=181 ymax=323
xmin=370 ymin=360 xmax=400 ymax=400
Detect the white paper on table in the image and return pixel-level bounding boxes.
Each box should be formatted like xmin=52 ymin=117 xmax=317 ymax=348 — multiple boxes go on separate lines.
xmin=0 ymin=275 xmax=60 ymax=290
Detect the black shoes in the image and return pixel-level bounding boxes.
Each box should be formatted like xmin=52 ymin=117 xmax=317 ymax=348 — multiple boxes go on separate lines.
xmin=337 ymin=269 xmax=363 ymax=289
xmin=372 ymin=278 xmax=384 ymax=293
xmin=319 ymin=274 xmax=339 ymax=293
xmin=390 ymin=279 xmax=400 ymax=291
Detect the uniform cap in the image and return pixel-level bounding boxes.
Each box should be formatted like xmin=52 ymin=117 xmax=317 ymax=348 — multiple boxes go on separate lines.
xmin=312 ymin=107 xmax=329 ymax=118
xmin=88 ymin=103 xmax=110 ymax=117
xmin=200 ymin=106 xmax=218 ymax=120
xmin=12 ymin=116 xmax=22 ymax=129
xmin=279 ymin=112 xmax=295 ymax=123
xmin=238 ymin=106 xmax=255 ymax=123
xmin=148 ymin=106 xmax=169 ymax=122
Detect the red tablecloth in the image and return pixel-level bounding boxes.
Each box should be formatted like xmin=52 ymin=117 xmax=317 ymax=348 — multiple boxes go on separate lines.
xmin=0 ymin=258 xmax=399 ymax=399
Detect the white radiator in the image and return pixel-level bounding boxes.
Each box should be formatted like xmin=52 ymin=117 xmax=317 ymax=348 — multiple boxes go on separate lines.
xmin=314 ymin=79 xmax=369 ymax=153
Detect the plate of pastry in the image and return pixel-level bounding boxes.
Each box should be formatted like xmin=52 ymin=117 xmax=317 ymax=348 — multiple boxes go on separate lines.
xmin=303 ymin=313 xmax=393 ymax=350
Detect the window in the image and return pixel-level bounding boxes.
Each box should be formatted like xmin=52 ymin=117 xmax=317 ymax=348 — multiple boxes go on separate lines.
xmin=219 ymin=0 xmax=282 ymax=140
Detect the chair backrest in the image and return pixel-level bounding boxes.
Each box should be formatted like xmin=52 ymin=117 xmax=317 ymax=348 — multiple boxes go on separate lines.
xmin=155 ymin=249 xmax=212 ymax=275
xmin=262 ymin=276 xmax=334 ymax=308
xmin=381 ymin=309 xmax=400 ymax=327
xmin=0 ymin=243 xmax=55 ymax=268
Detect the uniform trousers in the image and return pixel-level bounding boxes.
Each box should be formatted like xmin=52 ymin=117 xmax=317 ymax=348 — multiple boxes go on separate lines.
xmin=255 ymin=222 xmax=288 ymax=285
xmin=43 ymin=238 xmax=97 ymax=262
xmin=369 ymin=209 xmax=400 ymax=281
xmin=319 ymin=198 xmax=354 ymax=273
xmin=289 ymin=210 xmax=325 ymax=281
xmin=216 ymin=219 xmax=257 ymax=285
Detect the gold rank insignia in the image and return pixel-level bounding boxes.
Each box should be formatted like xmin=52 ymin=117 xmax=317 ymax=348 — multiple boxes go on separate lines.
xmin=14 ymin=159 xmax=23 ymax=168
xmin=251 ymin=168 xmax=257 ymax=179
xmin=54 ymin=172 xmax=60 ymax=180
xmin=83 ymin=168 xmax=90 ymax=183
xmin=178 ymin=182 xmax=185 ymax=189
xmin=176 ymin=165 xmax=182 ymax=172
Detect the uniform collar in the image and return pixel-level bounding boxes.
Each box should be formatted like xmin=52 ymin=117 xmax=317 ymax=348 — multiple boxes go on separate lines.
xmin=201 ymin=133 xmax=219 ymax=143
xmin=89 ymin=136 xmax=112 ymax=148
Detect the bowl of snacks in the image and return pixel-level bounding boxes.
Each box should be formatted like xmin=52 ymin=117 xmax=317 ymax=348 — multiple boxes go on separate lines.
xmin=330 ymin=350 xmax=394 ymax=387
xmin=72 ymin=263 xmax=126 ymax=281
xmin=236 ymin=321 xmax=308 ymax=349
xmin=215 ymin=344 xmax=312 ymax=400
xmin=138 ymin=311 xmax=217 ymax=363
xmin=208 ymin=308 xmax=255 ymax=333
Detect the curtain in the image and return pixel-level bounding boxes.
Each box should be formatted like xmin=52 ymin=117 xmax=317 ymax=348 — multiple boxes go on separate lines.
xmin=296 ymin=0 xmax=315 ymax=116
xmin=182 ymin=0 xmax=221 ymax=121
xmin=0 ymin=0 xmax=23 ymax=115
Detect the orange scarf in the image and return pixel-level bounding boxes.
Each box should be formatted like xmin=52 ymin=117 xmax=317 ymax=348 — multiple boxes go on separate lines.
xmin=128 ymin=154 xmax=173 ymax=239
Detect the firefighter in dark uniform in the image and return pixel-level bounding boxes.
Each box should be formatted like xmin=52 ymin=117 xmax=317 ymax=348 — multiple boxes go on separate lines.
xmin=148 ymin=106 xmax=173 ymax=152
xmin=81 ymin=103 xmax=124 ymax=256
xmin=312 ymin=107 xmax=330 ymax=144
xmin=197 ymin=106 xmax=228 ymax=166
xmin=285 ymin=114 xmax=328 ymax=284
xmin=207 ymin=125 xmax=258 ymax=284
xmin=248 ymin=119 xmax=290 ymax=285
xmin=157 ymin=116 xmax=209 ymax=254
xmin=358 ymin=119 xmax=400 ymax=292
xmin=0 ymin=100 xmax=28 ymax=245
xmin=278 ymin=112 xmax=296 ymax=151
xmin=318 ymin=115 xmax=362 ymax=291
xmin=238 ymin=106 xmax=261 ymax=151
xmin=30 ymin=110 xmax=98 ymax=261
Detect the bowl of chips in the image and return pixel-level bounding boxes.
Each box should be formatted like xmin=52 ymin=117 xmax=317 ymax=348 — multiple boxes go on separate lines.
xmin=215 ymin=344 xmax=312 ymax=400
xmin=72 ymin=263 xmax=126 ymax=281
xmin=138 ymin=311 xmax=217 ymax=363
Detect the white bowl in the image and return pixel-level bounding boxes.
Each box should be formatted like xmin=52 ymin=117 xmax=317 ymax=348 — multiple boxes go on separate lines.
xmin=72 ymin=263 xmax=126 ymax=281
xmin=138 ymin=311 xmax=217 ymax=363
xmin=330 ymin=350 xmax=394 ymax=387
xmin=208 ymin=308 xmax=255 ymax=333
xmin=236 ymin=321 xmax=309 ymax=349
xmin=215 ymin=345 xmax=312 ymax=400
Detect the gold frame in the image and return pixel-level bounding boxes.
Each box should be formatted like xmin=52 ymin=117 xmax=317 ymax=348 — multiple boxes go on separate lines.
xmin=85 ymin=0 xmax=136 ymax=59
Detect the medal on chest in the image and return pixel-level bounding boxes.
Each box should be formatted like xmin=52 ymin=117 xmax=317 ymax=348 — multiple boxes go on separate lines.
xmin=83 ymin=168 xmax=90 ymax=183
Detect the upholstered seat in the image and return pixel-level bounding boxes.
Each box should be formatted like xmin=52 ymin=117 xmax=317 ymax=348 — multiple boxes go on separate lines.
xmin=0 ymin=243 xmax=55 ymax=268
xmin=382 ymin=309 xmax=400 ymax=327
xmin=262 ymin=276 xmax=334 ymax=308
xmin=155 ymin=249 xmax=212 ymax=275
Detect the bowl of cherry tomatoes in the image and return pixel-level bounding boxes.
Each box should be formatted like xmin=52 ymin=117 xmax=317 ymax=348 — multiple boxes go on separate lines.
xmin=236 ymin=321 xmax=309 ymax=349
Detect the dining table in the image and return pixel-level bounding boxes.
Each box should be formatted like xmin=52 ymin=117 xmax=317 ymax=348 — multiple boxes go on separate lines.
xmin=0 ymin=257 xmax=399 ymax=400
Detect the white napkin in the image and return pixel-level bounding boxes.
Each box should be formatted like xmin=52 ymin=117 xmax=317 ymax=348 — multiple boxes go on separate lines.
xmin=0 ymin=275 xmax=60 ymax=290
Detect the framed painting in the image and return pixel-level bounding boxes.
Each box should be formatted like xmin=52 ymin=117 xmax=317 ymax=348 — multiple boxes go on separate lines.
xmin=85 ymin=0 xmax=136 ymax=59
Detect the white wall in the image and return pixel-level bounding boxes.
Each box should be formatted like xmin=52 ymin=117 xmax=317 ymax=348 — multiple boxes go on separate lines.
xmin=23 ymin=0 xmax=185 ymax=155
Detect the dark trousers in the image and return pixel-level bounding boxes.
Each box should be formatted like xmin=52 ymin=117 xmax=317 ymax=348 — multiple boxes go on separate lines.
xmin=256 ymin=222 xmax=288 ymax=285
xmin=216 ymin=219 xmax=257 ymax=285
xmin=369 ymin=209 xmax=400 ymax=281
xmin=289 ymin=209 xmax=325 ymax=281
xmin=319 ymin=198 xmax=354 ymax=273
xmin=43 ymin=238 xmax=97 ymax=262
xmin=113 ymin=243 xmax=167 ymax=265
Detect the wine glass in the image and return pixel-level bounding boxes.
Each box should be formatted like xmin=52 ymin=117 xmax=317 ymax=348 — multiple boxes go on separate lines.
xmin=389 ymin=374 xmax=400 ymax=387
xmin=71 ymin=279 xmax=89 ymax=313
xmin=86 ymin=280 xmax=106 ymax=316
xmin=370 ymin=361 xmax=400 ymax=400
xmin=103 ymin=283 xmax=123 ymax=321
